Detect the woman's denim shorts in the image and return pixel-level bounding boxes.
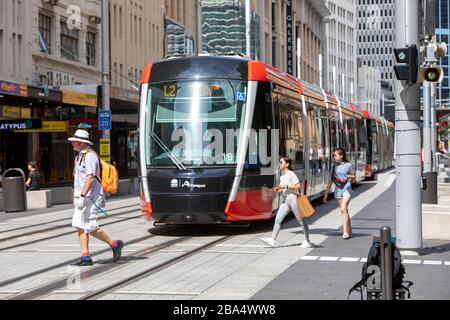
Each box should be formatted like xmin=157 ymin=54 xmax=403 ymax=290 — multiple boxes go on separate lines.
xmin=334 ymin=183 xmax=353 ymax=199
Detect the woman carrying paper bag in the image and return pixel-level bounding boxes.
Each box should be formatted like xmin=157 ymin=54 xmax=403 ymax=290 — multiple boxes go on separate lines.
xmin=260 ymin=157 xmax=312 ymax=248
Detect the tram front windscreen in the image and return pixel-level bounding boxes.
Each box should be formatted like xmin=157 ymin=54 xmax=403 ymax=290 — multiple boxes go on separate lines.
xmin=144 ymin=80 xmax=249 ymax=168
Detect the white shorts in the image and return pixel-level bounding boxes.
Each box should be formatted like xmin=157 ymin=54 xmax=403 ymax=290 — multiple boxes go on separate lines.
xmin=72 ymin=197 xmax=101 ymax=234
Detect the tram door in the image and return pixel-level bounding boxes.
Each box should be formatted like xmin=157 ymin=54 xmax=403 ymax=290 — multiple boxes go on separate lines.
xmin=306 ymin=104 xmax=325 ymax=197
xmin=344 ymin=115 xmax=357 ymax=169
xmin=355 ymin=117 xmax=367 ymax=182
xmin=317 ymin=108 xmax=330 ymax=193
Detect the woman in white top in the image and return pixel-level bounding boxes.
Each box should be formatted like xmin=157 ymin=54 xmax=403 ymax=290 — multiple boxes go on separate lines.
xmin=261 ymin=157 xmax=312 ymax=248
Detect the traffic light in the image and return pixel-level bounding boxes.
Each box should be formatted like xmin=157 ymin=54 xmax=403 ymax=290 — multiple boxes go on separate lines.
xmin=394 ymin=45 xmax=419 ymax=83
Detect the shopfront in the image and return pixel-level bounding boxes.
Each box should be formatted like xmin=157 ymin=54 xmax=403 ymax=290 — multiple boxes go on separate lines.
xmin=1 ymin=80 xmax=140 ymax=182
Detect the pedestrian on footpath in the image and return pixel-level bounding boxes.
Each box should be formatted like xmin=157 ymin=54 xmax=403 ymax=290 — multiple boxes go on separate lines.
xmin=261 ymin=157 xmax=312 ymax=248
xmin=323 ymin=148 xmax=356 ymax=240
xmin=69 ymin=129 xmax=124 ymax=266
xmin=25 ymin=161 xmax=41 ymax=191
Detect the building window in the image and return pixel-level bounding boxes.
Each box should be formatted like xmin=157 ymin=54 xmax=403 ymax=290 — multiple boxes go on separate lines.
xmin=60 ymin=22 xmax=79 ymax=60
xmin=86 ymin=31 xmax=96 ymax=66
xmin=39 ymin=14 xmax=52 ymax=54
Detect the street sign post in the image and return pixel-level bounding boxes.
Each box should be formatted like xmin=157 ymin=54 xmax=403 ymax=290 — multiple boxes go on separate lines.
xmin=98 ymin=110 xmax=112 ymax=131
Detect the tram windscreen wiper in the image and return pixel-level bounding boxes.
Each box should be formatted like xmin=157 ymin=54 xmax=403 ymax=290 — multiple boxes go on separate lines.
xmin=151 ymin=131 xmax=187 ymax=170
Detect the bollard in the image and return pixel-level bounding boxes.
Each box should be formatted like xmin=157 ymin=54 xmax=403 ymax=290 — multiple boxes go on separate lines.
xmin=380 ymin=226 xmax=393 ymax=300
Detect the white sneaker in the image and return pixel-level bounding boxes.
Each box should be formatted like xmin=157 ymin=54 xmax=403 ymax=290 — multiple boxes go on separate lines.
xmin=260 ymin=238 xmax=276 ymax=247
xmin=300 ymin=241 xmax=312 ymax=249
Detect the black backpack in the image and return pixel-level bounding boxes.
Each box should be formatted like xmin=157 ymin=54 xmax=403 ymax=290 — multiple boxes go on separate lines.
xmin=348 ymin=241 xmax=414 ymax=300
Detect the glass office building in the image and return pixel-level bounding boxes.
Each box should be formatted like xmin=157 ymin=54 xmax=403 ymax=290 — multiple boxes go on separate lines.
xmin=436 ymin=0 xmax=450 ymax=103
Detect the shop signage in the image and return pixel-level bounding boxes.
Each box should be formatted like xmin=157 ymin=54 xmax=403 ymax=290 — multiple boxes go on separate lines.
xmin=0 ymin=80 xmax=28 ymax=97
xmin=0 ymin=119 xmax=42 ymax=131
xmin=63 ymin=90 xmax=97 ymax=108
xmin=1 ymin=106 xmax=32 ymax=119
xmin=15 ymin=121 xmax=68 ymax=133
xmin=286 ymin=0 xmax=293 ymax=75
xmin=100 ymin=139 xmax=111 ymax=162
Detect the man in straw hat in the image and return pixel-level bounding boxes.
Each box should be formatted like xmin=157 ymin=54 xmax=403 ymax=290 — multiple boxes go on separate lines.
xmin=69 ymin=129 xmax=124 ymax=266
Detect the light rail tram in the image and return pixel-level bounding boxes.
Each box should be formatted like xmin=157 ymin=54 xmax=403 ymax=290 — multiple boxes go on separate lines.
xmin=138 ymin=55 xmax=394 ymax=225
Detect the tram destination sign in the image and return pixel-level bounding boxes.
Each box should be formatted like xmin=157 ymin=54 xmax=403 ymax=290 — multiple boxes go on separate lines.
xmin=0 ymin=119 xmax=42 ymax=131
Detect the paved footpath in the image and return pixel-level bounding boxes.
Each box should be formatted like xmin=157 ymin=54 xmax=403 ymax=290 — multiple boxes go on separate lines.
xmin=252 ymin=173 xmax=450 ymax=300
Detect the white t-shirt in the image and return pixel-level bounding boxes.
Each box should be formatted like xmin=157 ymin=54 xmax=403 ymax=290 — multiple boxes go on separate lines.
xmin=280 ymin=170 xmax=300 ymax=197
xmin=74 ymin=149 xmax=104 ymax=199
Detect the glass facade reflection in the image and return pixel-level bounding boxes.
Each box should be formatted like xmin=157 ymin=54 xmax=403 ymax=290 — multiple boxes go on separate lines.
xmin=165 ymin=18 xmax=195 ymax=56
xmin=436 ymin=0 xmax=450 ymax=102
xmin=201 ymin=0 xmax=260 ymax=59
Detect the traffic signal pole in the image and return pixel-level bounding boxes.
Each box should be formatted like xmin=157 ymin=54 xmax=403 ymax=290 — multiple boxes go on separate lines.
xmin=395 ymin=0 xmax=422 ymax=255
xmin=431 ymin=82 xmax=437 ymax=172
xmin=101 ymin=0 xmax=111 ymax=161
xmin=423 ymin=82 xmax=432 ymax=173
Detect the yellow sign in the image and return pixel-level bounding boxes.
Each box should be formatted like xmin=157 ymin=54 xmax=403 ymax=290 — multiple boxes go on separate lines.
xmin=63 ymin=91 xmax=98 ymax=108
xmin=2 ymin=106 xmax=32 ymax=119
xmin=100 ymin=139 xmax=110 ymax=162
xmin=15 ymin=121 xmax=68 ymax=133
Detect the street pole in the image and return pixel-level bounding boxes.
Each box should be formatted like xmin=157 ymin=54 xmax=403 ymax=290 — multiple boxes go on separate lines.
xmin=395 ymin=0 xmax=422 ymax=255
xmin=245 ymin=0 xmax=251 ymax=58
xmin=297 ymin=37 xmax=302 ymax=79
xmin=196 ymin=0 xmax=202 ymax=54
xmin=319 ymin=54 xmax=323 ymax=88
xmin=333 ymin=66 xmax=337 ymax=95
xmin=423 ymin=82 xmax=432 ymax=172
xmin=431 ymin=82 xmax=437 ymax=172
xmin=101 ymin=0 xmax=111 ymax=162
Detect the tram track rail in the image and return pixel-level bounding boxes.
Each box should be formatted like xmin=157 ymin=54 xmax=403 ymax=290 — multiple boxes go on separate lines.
xmin=7 ymin=230 xmax=225 ymax=300
xmin=0 ymin=209 xmax=142 ymax=252
xmin=0 ymin=226 xmax=179 ymax=292
xmin=80 ymin=235 xmax=232 ymax=300
xmin=6 ymin=234 xmax=233 ymax=300
xmin=0 ymin=203 xmax=140 ymax=235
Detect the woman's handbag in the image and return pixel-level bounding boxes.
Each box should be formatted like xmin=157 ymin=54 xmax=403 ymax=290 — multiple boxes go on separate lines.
xmin=295 ymin=187 xmax=315 ymax=219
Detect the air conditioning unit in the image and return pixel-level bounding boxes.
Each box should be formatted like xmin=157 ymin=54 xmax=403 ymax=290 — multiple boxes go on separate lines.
xmin=43 ymin=0 xmax=58 ymax=5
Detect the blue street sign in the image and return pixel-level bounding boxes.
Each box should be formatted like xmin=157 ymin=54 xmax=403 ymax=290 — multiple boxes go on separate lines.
xmin=98 ymin=110 xmax=112 ymax=131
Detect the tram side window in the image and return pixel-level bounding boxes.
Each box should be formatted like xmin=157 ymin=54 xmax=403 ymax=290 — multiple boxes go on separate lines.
xmin=316 ymin=108 xmax=329 ymax=162
xmin=277 ymin=93 xmax=305 ymax=169
xmin=293 ymin=111 xmax=305 ymax=169
xmin=371 ymin=122 xmax=378 ymax=156
xmin=329 ymin=110 xmax=340 ymax=150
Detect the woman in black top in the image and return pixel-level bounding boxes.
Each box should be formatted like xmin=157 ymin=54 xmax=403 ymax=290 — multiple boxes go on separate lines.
xmin=26 ymin=161 xmax=41 ymax=191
